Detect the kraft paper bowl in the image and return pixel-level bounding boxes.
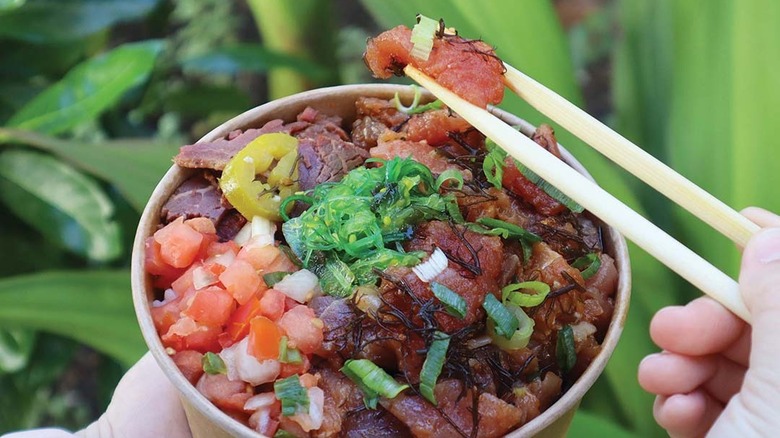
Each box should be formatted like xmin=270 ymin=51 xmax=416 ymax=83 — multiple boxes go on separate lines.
xmin=131 ymin=84 xmax=631 ymax=438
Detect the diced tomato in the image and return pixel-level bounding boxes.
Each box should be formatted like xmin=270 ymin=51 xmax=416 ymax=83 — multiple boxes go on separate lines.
xmin=266 ymin=251 xmax=298 ymax=274
xmin=502 ymin=158 xmax=566 ymax=216
xmin=259 ymin=289 xmax=286 ymax=321
xmin=220 ymin=259 xmax=262 ymax=305
xmin=222 ymin=296 xmax=264 ymax=348
xmin=248 ymin=316 xmax=282 ymax=361
xmin=154 ymin=217 xmax=204 ymax=268
xmin=171 ymin=263 xmax=198 ymax=296
xmin=277 ymin=306 xmax=323 ymax=355
xmin=279 ymin=356 xmax=311 ymax=379
xmin=298 ymin=372 xmax=319 ymax=388
xmin=283 ymin=297 xmax=299 ymax=312
xmin=237 ymin=243 xmax=281 ymax=271
xmin=150 ymin=297 xmax=182 ymax=335
xmin=182 ymin=286 xmax=236 ymax=327
xmin=145 ymin=237 xmax=185 ymax=289
xmin=205 ymin=240 xmax=240 ymax=259
xmin=185 ymin=217 xmax=216 ymax=234
xmin=172 ymin=350 xmax=204 ymax=385
xmin=196 ymin=373 xmax=252 ymax=412
xmin=162 ymin=317 xmax=221 ymax=353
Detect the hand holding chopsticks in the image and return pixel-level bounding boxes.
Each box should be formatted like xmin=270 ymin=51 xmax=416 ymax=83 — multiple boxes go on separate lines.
xmin=404 ymin=65 xmax=752 ymax=323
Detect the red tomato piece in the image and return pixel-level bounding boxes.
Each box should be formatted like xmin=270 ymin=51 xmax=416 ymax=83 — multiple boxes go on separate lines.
xmin=185 ymin=217 xmax=216 ymax=234
xmin=154 ymin=217 xmax=204 ymax=268
xmin=171 ymin=263 xmax=198 ymax=296
xmin=259 ymin=289 xmax=286 ymax=321
xmin=196 ymin=373 xmax=252 ymax=412
xmin=219 ymin=259 xmax=262 ymax=305
xmin=248 ymin=316 xmax=282 ymax=361
xmin=279 ymin=355 xmax=311 ymax=379
xmin=182 ymin=286 xmax=236 ymax=327
xmin=162 ymin=317 xmax=221 ymax=353
xmin=222 ymin=296 xmax=264 ymax=348
xmin=237 ymin=243 xmax=281 ymax=271
xmin=150 ymin=297 xmax=182 ymax=335
xmin=172 ymin=350 xmax=204 ymax=385
xmin=277 ymin=305 xmax=323 ymax=355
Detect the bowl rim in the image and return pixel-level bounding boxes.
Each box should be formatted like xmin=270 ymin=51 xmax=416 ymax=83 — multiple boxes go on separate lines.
xmin=131 ymin=83 xmax=631 ymax=438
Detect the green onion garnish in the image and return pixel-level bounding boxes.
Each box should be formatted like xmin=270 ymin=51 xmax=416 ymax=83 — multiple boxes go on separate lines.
xmin=340 ymin=359 xmax=409 ymax=409
xmin=476 ymin=217 xmax=541 ymax=262
xmin=502 ymin=281 xmax=551 ymax=307
xmin=274 ymin=375 xmax=310 ymax=416
xmin=483 ymin=140 xmax=506 ymax=189
xmin=410 ymin=14 xmax=438 ymax=61
xmin=393 ymin=86 xmax=421 ymax=114
xmin=556 ymin=325 xmax=577 ymax=373
xmin=434 ymin=169 xmax=464 ymax=191
xmin=419 ymin=331 xmax=450 ymax=405
xmin=274 ymin=430 xmax=298 ymax=438
xmin=263 ymin=271 xmax=292 ymax=287
xmin=482 ymin=294 xmax=519 ymax=339
xmin=201 ymin=352 xmax=226 ymax=375
xmin=430 ymin=282 xmax=467 ymax=319
xmin=488 ymin=303 xmax=534 ymax=351
xmin=571 ymin=253 xmax=602 ymax=279
xmin=278 ymin=336 xmax=303 ymax=364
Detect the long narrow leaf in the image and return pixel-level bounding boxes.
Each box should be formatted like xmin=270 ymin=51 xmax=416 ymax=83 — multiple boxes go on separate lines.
xmin=0 ymin=150 xmax=121 ymax=261
xmin=0 ymin=0 xmax=160 ymax=43
xmin=181 ymin=44 xmax=329 ymax=81
xmin=6 ymin=40 xmax=163 ymax=135
xmin=570 ymin=410 xmax=638 ymax=438
xmin=0 ymin=128 xmax=178 ymax=211
xmin=0 ymin=270 xmax=145 ymax=367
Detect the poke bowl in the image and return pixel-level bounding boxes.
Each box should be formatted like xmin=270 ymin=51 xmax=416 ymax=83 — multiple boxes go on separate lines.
xmin=131 ymin=83 xmax=631 ymax=438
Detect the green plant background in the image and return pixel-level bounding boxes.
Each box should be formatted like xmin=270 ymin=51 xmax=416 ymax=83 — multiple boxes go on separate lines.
xmin=0 ymin=0 xmax=776 ymax=436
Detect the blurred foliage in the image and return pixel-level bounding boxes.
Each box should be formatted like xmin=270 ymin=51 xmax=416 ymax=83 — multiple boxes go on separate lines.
xmin=0 ymin=0 xmax=776 ymax=436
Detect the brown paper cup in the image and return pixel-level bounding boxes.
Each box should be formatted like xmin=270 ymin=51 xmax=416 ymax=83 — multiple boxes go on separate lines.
xmin=131 ymin=84 xmax=631 ymax=438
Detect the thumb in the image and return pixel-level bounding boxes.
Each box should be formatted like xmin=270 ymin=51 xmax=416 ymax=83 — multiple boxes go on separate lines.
xmin=739 ymin=227 xmax=780 ymax=372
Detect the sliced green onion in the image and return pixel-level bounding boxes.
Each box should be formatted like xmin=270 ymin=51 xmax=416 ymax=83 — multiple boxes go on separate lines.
xmin=488 ymin=303 xmax=534 ymax=351
xmin=263 ymin=271 xmax=292 ymax=287
xmin=556 ymin=325 xmax=577 ymax=373
xmin=278 ymin=336 xmax=303 ymax=364
xmin=340 ymin=359 xmax=409 ymax=409
xmin=274 ymin=430 xmax=297 ymax=438
xmin=476 ymin=217 xmax=541 ymax=262
xmin=274 ymin=375 xmax=310 ymax=416
xmin=430 ymin=282 xmax=467 ymax=319
xmin=393 ymin=86 xmax=421 ymax=114
xmin=410 ymin=14 xmax=438 ymax=61
xmin=482 ymin=294 xmax=519 ymax=339
xmin=409 ymin=99 xmax=444 ymax=114
xmin=419 ymin=332 xmax=450 ymax=405
xmin=201 ymin=352 xmax=226 ymax=375
xmin=571 ymin=253 xmax=602 ymax=279
xmin=434 ymin=169 xmax=464 ymax=191
xmin=502 ymin=281 xmax=551 ymax=307
xmin=483 ymin=140 xmax=506 ymax=189
xmin=514 ymin=161 xmax=584 ymax=213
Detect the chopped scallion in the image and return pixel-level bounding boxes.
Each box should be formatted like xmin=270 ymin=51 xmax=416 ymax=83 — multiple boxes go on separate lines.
xmin=556 ymin=325 xmax=577 ymax=373
xmin=340 ymin=359 xmax=409 ymax=409
xmin=274 ymin=430 xmax=298 ymax=438
xmin=430 ymin=282 xmax=467 ymax=319
xmin=482 ymin=294 xmax=519 ymax=339
xmin=201 ymin=352 xmax=226 ymax=375
xmin=502 ymin=281 xmax=551 ymax=307
xmin=515 ymin=161 xmax=584 ymax=213
xmin=483 ymin=140 xmax=506 ymax=189
xmin=434 ymin=169 xmax=464 ymax=191
xmin=488 ymin=303 xmax=534 ymax=351
xmin=410 ymin=14 xmax=438 ymax=61
xmin=476 ymin=217 xmax=541 ymax=261
xmin=571 ymin=253 xmax=602 ymax=279
xmin=419 ymin=332 xmax=450 ymax=405
xmin=278 ymin=336 xmax=303 ymax=364
xmin=274 ymin=375 xmax=310 ymax=416
xmin=263 ymin=271 xmax=292 ymax=287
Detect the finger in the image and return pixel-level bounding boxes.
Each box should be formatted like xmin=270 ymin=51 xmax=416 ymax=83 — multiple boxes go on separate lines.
xmin=740 ymin=207 xmax=780 ymax=228
xmin=653 ymin=391 xmax=723 ymax=438
xmin=650 ymin=297 xmax=748 ymax=362
xmin=638 ymin=352 xmax=716 ymax=396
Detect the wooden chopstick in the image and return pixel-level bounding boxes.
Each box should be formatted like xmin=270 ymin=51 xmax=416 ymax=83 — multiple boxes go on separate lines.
xmin=404 ymin=65 xmax=751 ymax=323
xmin=502 ymin=64 xmax=760 ymax=248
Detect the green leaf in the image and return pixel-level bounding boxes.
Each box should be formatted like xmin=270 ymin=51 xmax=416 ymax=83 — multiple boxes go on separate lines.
xmin=0 ymin=270 xmax=145 ymax=367
xmin=569 ymin=410 xmax=638 ymax=438
xmin=7 ymin=40 xmax=163 ymax=135
xmin=0 ymin=128 xmax=179 ymax=212
xmin=181 ymin=44 xmax=329 ymax=81
xmin=0 ymin=150 xmax=121 ymax=261
xmin=0 ymin=328 xmax=36 ymax=373
xmin=0 ymin=0 xmax=160 ymax=42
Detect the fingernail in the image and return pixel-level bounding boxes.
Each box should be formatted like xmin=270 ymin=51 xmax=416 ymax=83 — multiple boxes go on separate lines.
xmin=750 ymin=228 xmax=780 ymax=264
